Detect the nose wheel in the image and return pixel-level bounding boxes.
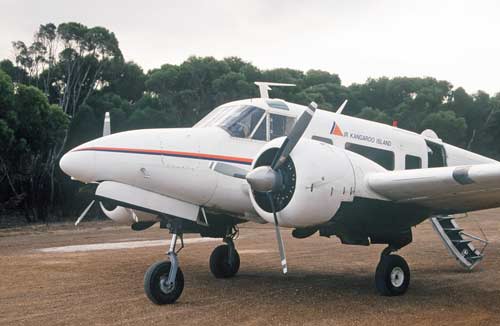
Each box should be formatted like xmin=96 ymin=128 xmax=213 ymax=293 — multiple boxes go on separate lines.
xmin=375 ymin=251 xmax=410 ymax=296
xmin=144 ymin=260 xmax=184 ymax=304
xmin=144 ymin=233 xmax=184 ymax=304
xmin=209 ymin=238 xmax=240 ymax=278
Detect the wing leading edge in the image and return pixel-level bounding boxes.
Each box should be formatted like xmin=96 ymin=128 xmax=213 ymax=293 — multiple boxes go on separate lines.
xmin=367 ymin=164 xmax=500 ymax=214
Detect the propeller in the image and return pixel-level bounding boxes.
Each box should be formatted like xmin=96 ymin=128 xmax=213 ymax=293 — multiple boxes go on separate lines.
xmin=214 ymin=102 xmax=318 ymax=274
xmin=271 ymin=102 xmax=317 ymax=171
xmin=74 ymin=112 xmax=111 ymax=226
xmin=75 ymin=200 xmax=95 ymax=226
xmin=267 ymin=192 xmax=287 ymax=273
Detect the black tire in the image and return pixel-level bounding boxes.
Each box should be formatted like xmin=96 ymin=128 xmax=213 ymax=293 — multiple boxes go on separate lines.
xmin=144 ymin=260 xmax=184 ymax=304
xmin=209 ymin=244 xmax=240 ymax=278
xmin=375 ymin=254 xmax=410 ymax=296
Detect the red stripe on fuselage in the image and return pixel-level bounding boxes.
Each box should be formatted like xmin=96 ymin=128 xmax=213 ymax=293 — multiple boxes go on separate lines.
xmin=74 ymin=146 xmax=253 ymax=165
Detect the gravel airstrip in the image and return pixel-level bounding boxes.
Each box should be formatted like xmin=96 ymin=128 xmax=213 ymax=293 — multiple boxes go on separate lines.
xmin=2 ymin=209 xmax=500 ymax=325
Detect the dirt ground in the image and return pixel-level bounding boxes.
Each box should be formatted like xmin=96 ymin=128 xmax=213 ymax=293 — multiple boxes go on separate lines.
xmin=2 ymin=209 xmax=500 ymax=326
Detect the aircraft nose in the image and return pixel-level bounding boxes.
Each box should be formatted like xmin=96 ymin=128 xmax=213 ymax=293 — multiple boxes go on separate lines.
xmin=59 ymin=149 xmax=96 ymax=183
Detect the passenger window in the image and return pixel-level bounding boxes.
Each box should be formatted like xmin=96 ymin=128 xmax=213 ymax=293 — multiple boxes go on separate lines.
xmin=405 ymin=155 xmax=422 ymax=170
xmin=345 ymin=142 xmax=395 ymax=170
xmin=311 ymin=135 xmax=333 ymax=145
xmin=270 ymin=114 xmax=295 ymax=140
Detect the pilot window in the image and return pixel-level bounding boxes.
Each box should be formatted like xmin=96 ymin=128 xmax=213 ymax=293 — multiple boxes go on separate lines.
xmin=270 ymin=114 xmax=295 ymax=140
xmin=405 ymin=155 xmax=422 ymax=170
xmin=216 ymin=105 xmax=265 ymax=139
xmin=345 ymin=142 xmax=395 ymax=170
xmin=426 ymin=141 xmax=447 ymax=168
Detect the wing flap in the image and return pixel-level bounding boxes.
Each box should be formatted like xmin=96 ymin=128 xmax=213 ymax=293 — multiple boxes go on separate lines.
xmin=367 ymin=164 xmax=500 ymax=213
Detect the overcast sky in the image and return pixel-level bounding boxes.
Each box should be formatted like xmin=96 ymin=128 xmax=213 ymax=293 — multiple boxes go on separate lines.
xmin=1 ymin=0 xmax=499 ymax=94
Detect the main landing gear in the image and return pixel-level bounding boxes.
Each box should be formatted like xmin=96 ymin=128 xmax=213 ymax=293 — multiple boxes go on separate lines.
xmin=375 ymin=246 xmax=410 ymax=296
xmin=209 ymin=237 xmax=240 ymax=278
xmin=144 ymin=233 xmax=185 ymax=305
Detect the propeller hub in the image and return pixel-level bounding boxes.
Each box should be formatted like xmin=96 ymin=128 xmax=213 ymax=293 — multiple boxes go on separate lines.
xmin=246 ymin=166 xmax=282 ymax=193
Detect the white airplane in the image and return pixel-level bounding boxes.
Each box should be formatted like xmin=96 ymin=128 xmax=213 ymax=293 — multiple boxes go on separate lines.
xmin=60 ymin=82 xmax=499 ymax=304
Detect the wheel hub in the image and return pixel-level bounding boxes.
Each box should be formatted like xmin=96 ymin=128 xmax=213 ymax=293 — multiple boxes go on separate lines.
xmin=159 ymin=275 xmax=174 ymax=294
xmin=390 ymin=266 xmax=405 ymax=287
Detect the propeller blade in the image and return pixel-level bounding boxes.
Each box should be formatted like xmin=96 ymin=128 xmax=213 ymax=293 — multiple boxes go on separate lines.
xmin=267 ymin=193 xmax=287 ymax=274
xmin=212 ymin=162 xmax=248 ymax=179
xmin=75 ymin=200 xmax=95 ymax=226
xmin=271 ymin=102 xmax=318 ymax=170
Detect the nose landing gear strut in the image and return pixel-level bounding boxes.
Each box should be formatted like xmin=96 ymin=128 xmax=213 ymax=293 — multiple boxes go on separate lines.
xmin=144 ymin=232 xmax=185 ymax=304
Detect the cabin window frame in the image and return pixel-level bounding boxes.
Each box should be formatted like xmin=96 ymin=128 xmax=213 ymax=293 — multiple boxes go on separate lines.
xmin=345 ymin=142 xmax=395 ymax=170
xmin=405 ymin=154 xmax=422 ymax=170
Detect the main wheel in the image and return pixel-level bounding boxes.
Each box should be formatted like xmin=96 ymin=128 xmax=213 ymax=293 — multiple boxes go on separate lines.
xmin=209 ymin=244 xmax=240 ymax=278
xmin=375 ymin=254 xmax=410 ymax=296
xmin=144 ymin=261 xmax=184 ymax=304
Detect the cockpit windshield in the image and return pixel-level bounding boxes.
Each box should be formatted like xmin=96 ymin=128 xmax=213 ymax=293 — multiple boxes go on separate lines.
xmin=221 ymin=106 xmax=265 ymax=138
xmin=194 ymin=103 xmax=297 ymax=141
xmin=195 ymin=105 xmax=265 ymax=139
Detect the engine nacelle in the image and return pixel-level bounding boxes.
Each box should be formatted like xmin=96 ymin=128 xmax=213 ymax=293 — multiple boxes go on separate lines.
xmin=99 ymin=202 xmax=158 ymax=225
xmin=249 ymin=138 xmax=355 ymax=228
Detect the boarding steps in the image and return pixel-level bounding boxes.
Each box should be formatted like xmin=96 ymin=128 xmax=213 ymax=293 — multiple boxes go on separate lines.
xmin=430 ymin=215 xmax=488 ymax=270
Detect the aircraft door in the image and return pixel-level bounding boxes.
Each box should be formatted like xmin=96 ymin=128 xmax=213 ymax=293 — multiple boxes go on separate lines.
xmin=426 ymin=140 xmax=447 ymax=167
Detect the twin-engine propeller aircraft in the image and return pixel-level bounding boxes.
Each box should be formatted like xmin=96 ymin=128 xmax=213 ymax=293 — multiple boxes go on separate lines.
xmin=60 ymin=82 xmax=499 ymax=304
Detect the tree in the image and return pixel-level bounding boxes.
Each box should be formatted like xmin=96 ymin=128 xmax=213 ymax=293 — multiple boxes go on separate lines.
xmin=356 ymin=107 xmax=392 ymax=125
xmin=0 ymin=59 xmax=28 ymax=84
xmin=420 ymin=111 xmax=466 ymax=146
xmin=102 ymin=61 xmax=146 ymax=102
xmin=10 ymin=23 xmax=123 ymax=215
xmin=0 ymin=71 xmax=68 ymax=221
xmin=4 ymin=22 xmax=500 ymax=224
xmin=304 ymin=69 xmax=341 ymax=87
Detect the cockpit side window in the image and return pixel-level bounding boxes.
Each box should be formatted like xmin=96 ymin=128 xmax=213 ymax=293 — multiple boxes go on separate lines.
xmin=270 ymin=114 xmax=295 ymax=140
xmin=219 ymin=106 xmax=264 ymax=138
xmin=251 ymin=116 xmax=267 ymax=141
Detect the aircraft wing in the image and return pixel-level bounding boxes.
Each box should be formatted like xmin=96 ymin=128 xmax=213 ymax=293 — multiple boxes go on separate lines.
xmin=367 ymin=164 xmax=500 ymax=214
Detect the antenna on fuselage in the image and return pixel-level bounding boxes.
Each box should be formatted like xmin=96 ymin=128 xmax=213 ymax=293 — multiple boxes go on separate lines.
xmin=254 ymin=81 xmax=296 ymax=99
xmin=103 ymin=112 xmax=111 ymax=136
xmin=336 ymin=100 xmax=348 ymax=114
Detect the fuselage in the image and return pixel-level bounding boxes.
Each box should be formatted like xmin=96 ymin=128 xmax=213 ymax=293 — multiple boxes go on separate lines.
xmin=60 ymin=98 xmax=497 ymax=226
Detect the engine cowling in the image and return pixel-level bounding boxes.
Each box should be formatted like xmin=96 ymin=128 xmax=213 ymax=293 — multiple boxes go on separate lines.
xmin=99 ymin=202 xmax=158 ymax=225
xmin=249 ymin=138 xmax=355 ymax=228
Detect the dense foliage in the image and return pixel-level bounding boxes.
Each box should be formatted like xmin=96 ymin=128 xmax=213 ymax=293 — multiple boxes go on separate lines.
xmin=1 ymin=22 xmax=499 ymax=223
